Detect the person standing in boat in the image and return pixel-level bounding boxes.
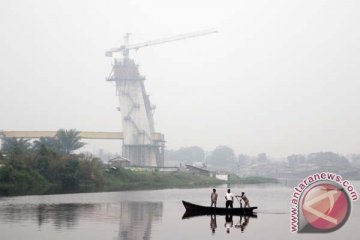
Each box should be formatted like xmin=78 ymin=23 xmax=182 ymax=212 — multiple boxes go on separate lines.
xmin=224 ymin=189 xmax=235 ymax=208
xmin=239 ymin=192 xmax=250 ymax=208
xmin=210 ymin=188 xmax=218 ymax=207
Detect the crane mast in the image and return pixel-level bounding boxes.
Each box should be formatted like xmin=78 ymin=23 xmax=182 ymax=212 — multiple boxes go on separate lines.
xmin=106 ymin=30 xmax=217 ymax=167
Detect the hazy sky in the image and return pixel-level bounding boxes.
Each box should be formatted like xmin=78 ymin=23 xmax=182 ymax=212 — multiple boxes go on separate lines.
xmin=0 ymin=0 xmax=359 ymax=158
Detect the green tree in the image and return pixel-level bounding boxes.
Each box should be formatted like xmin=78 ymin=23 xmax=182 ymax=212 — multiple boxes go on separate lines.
xmin=1 ymin=137 xmax=31 ymax=158
xmin=165 ymin=146 xmax=205 ymax=164
xmin=60 ymin=159 xmax=80 ymax=189
xmin=257 ymin=153 xmax=269 ymax=163
xmin=78 ymin=153 xmax=104 ymax=183
xmin=55 ymin=129 xmax=85 ymax=154
xmin=287 ymin=154 xmax=306 ymax=167
xmin=307 ymin=152 xmax=349 ymax=167
xmin=0 ymin=137 xmax=32 ymax=167
xmin=206 ymin=145 xmax=236 ymax=168
xmin=350 ymin=154 xmax=360 ymax=166
xmin=238 ymin=154 xmax=251 ymax=166
xmin=0 ymin=150 xmax=5 ymax=161
xmin=32 ymin=137 xmax=61 ymax=176
xmin=33 ymin=137 xmax=62 ymax=154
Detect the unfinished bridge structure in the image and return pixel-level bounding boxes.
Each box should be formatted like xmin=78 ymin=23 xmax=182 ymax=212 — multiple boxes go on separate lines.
xmin=105 ymin=30 xmax=216 ymax=167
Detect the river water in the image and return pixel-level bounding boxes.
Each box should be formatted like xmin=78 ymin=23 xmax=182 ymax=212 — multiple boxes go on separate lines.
xmin=0 ymin=182 xmax=359 ymax=240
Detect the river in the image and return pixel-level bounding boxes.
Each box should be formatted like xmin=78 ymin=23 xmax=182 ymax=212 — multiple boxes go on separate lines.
xmin=0 ymin=182 xmax=359 ymax=240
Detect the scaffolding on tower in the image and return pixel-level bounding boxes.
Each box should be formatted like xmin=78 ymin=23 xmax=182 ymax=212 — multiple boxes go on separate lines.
xmin=106 ymin=29 xmax=217 ymax=167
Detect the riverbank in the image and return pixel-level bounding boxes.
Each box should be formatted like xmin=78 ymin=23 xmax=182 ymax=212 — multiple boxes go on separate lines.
xmin=102 ymin=168 xmax=224 ymax=191
xmin=228 ymin=174 xmax=279 ymax=184
xmin=0 ymin=166 xmax=278 ymax=196
xmin=0 ymin=168 xmax=222 ymax=196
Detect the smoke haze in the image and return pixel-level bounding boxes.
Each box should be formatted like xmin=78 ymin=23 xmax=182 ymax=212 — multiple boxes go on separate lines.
xmin=0 ymin=0 xmax=359 ymax=157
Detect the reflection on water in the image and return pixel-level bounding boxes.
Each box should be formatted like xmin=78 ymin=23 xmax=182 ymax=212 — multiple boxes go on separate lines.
xmin=224 ymin=215 xmax=253 ymax=234
xmin=225 ymin=215 xmax=233 ymax=233
xmin=0 ymin=201 xmax=163 ymax=240
xmin=210 ymin=215 xmax=217 ymax=234
xmin=224 ymin=215 xmax=233 ymax=233
xmin=0 ymin=203 xmax=96 ymax=229
xmin=185 ymin=213 xmax=255 ymax=235
xmin=37 ymin=204 xmax=95 ymax=229
xmin=0 ymin=185 xmax=358 ymax=239
xmin=234 ymin=215 xmax=250 ymax=232
xmin=118 ymin=202 xmax=163 ymax=240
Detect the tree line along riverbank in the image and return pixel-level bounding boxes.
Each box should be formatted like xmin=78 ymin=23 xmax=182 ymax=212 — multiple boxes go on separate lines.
xmin=0 ymin=163 xmax=278 ymax=196
xmin=0 ymin=129 xmax=277 ymax=196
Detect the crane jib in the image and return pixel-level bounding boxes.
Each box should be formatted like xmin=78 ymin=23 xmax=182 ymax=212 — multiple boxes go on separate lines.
xmin=105 ymin=29 xmax=217 ymax=57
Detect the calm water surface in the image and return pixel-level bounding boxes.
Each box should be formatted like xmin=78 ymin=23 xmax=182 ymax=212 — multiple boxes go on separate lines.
xmin=0 ymin=182 xmax=359 ymax=240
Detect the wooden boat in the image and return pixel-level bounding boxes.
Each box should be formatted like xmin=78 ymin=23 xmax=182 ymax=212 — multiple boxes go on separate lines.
xmin=182 ymin=200 xmax=257 ymax=218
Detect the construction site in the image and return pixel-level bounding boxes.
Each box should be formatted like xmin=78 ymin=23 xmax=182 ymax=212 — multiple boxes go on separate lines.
xmin=0 ymin=29 xmax=216 ymax=167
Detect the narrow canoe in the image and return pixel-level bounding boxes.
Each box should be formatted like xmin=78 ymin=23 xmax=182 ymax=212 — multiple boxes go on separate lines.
xmin=182 ymin=200 xmax=257 ymax=216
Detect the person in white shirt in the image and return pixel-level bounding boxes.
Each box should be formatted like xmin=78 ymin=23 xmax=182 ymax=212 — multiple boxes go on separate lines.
xmin=224 ymin=189 xmax=234 ymax=208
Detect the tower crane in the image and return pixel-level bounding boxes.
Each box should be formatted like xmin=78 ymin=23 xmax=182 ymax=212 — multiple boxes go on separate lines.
xmin=105 ymin=29 xmax=217 ymax=58
xmin=105 ymin=29 xmax=217 ymax=167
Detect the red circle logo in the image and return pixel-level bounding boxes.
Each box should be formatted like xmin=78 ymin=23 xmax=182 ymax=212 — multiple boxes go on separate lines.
xmin=301 ymin=183 xmax=350 ymax=231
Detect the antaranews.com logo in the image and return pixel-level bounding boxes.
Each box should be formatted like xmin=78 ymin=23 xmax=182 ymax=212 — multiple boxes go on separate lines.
xmin=290 ymin=172 xmax=358 ymax=233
